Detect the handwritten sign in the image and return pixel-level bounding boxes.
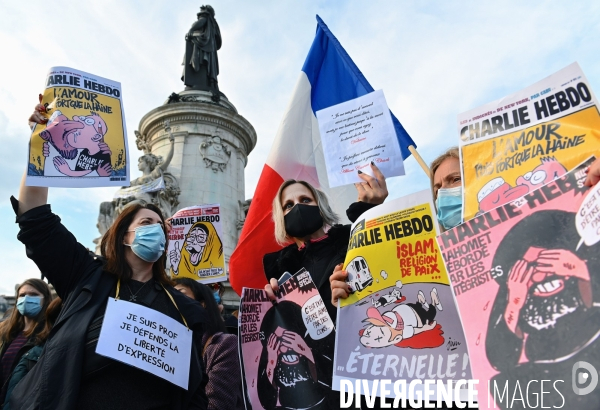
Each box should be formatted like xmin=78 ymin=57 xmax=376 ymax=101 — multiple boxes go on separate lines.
xmin=315 ymin=89 xmax=405 ymax=188
xmin=96 ymin=298 xmax=192 ymax=389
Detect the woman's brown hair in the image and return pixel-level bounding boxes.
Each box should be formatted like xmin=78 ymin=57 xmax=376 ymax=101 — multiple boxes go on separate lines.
xmin=35 ymin=297 xmax=62 ymax=345
xmin=100 ymin=203 xmax=173 ymax=287
xmin=0 ymin=279 xmax=52 ymax=344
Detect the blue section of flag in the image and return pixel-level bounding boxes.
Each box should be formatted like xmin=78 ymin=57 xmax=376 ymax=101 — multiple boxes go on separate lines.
xmin=301 ymin=15 xmax=415 ymax=159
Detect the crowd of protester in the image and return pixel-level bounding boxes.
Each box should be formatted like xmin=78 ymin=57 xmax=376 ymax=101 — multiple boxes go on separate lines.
xmin=5 ymin=103 xmax=600 ymax=409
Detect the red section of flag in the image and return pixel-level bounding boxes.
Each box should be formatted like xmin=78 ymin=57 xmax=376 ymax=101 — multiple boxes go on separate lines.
xmin=229 ymin=164 xmax=285 ymax=294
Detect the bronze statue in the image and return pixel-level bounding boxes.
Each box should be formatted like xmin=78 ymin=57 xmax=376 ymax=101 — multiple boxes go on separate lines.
xmin=182 ymin=5 xmax=222 ymax=101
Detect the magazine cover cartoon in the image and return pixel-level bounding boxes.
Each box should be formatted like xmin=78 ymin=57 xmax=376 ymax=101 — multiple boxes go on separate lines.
xmin=333 ymin=191 xmax=471 ymax=399
xmin=27 ymin=67 xmax=128 ymax=187
xmin=459 ymin=63 xmax=600 ymax=221
xmin=239 ymin=269 xmax=336 ymax=410
xmin=167 ymin=205 xmax=226 ymax=284
xmin=437 ymin=158 xmax=600 ymax=409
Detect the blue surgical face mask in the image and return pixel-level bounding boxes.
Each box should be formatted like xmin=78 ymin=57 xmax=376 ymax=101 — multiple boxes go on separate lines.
xmin=125 ymin=224 xmax=166 ymax=263
xmin=16 ymin=295 xmax=43 ymax=317
xmin=436 ymin=186 xmax=463 ymax=230
xmin=213 ymin=290 xmax=222 ymax=305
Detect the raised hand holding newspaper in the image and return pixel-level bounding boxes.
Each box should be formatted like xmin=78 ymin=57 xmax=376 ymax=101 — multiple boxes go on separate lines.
xmin=333 ymin=191 xmax=473 ymax=407
xmin=437 ymin=157 xmax=600 ymax=409
xmin=316 ymin=90 xmax=405 ymax=187
xmin=27 ymin=67 xmax=129 ymax=187
xmin=458 ymin=62 xmax=600 ymax=221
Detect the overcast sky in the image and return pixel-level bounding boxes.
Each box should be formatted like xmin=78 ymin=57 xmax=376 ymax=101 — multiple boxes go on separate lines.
xmin=1 ymin=0 xmax=599 ymax=294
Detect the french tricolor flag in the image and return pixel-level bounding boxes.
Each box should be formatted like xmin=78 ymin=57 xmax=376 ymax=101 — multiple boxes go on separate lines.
xmin=229 ymin=16 xmax=415 ymax=294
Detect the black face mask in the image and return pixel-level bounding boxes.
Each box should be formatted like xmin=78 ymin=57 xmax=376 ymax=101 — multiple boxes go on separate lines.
xmin=284 ymin=204 xmax=324 ymax=238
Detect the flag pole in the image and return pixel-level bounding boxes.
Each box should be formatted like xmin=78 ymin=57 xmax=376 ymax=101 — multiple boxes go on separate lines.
xmin=408 ymin=145 xmax=431 ymax=179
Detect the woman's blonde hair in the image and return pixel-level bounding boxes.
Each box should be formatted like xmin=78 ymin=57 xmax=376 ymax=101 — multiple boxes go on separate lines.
xmin=272 ymin=180 xmax=340 ymax=245
xmin=429 ymin=147 xmax=459 ymax=199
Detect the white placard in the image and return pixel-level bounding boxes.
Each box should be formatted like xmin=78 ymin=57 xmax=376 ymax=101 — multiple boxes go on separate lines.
xmin=316 ymin=89 xmax=405 ymax=188
xmin=96 ymin=298 xmax=193 ymax=389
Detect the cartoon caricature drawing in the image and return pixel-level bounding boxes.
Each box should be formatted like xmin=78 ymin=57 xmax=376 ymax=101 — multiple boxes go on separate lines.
xmin=38 ymin=110 xmax=112 ymax=177
xmin=360 ymin=288 xmax=443 ymax=349
xmin=515 ymin=157 xmax=567 ymax=191
xmin=486 ymin=210 xmax=600 ymax=407
xmin=257 ymin=301 xmax=333 ymax=410
xmin=372 ymin=287 xmax=405 ymax=308
xmin=345 ymin=256 xmax=373 ymax=292
xmin=477 ymin=157 xmax=567 ymax=214
xmin=477 ymin=177 xmax=529 ymax=214
xmin=170 ymin=221 xmax=223 ymax=278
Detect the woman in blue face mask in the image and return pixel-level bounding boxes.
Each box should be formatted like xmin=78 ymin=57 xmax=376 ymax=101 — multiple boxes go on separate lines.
xmin=10 ymin=103 xmax=211 ymax=410
xmin=430 ymin=147 xmax=463 ymax=232
xmin=330 ymin=147 xmax=464 ymax=308
xmin=0 ymin=279 xmax=51 ymax=404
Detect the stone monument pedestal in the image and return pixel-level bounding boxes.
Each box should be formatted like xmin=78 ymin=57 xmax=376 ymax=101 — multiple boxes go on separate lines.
xmin=125 ymin=90 xmax=256 ymax=309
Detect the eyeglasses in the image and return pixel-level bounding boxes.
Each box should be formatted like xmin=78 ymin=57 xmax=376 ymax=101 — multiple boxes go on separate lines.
xmin=187 ymin=233 xmax=207 ymax=243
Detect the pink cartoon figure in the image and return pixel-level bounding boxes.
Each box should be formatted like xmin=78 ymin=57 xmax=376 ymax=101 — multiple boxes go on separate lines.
xmin=515 ymin=157 xmax=567 ymax=191
xmin=360 ymin=288 xmax=443 ymax=349
xmin=477 ymin=157 xmax=567 ymax=214
xmin=477 ymin=177 xmax=529 ymax=214
xmin=40 ymin=110 xmax=112 ymax=177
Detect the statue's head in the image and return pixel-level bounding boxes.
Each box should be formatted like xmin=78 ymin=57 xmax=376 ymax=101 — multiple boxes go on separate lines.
xmin=198 ymin=5 xmax=215 ymax=18
xmin=138 ymin=154 xmax=160 ymax=172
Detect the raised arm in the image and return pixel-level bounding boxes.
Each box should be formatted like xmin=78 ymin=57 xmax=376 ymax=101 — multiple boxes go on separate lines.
xmin=158 ymin=125 xmax=175 ymax=172
xmin=14 ymin=102 xmax=99 ymax=298
xmin=346 ymin=162 xmax=388 ymax=222
xmin=355 ymin=162 xmax=388 ymax=204
xmin=19 ymin=102 xmax=49 ymax=215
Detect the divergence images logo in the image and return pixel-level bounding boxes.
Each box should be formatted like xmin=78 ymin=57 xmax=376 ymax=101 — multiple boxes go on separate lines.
xmin=572 ymin=361 xmax=598 ymax=396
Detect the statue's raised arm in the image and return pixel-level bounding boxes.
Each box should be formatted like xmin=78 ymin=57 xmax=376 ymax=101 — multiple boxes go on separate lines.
xmin=157 ymin=120 xmax=175 ymax=174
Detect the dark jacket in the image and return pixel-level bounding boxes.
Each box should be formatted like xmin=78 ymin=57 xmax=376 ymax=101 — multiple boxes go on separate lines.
xmin=0 ymin=322 xmax=44 ymax=404
xmin=263 ymin=224 xmax=350 ymax=323
xmin=10 ymin=197 xmax=209 ymax=410
xmin=262 ymin=201 xmax=375 ymax=323
xmin=3 ymin=344 xmax=43 ymax=410
xmin=202 ymin=332 xmax=244 ymax=410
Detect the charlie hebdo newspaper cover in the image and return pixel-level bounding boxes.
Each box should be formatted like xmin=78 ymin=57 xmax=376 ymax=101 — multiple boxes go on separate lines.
xmin=437 ymin=158 xmax=600 ymax=409
xmin=167 ymin=204 xmax=226 ymax=284
xmin=26 ymin=66 xmax=129 ymax=187
xmin=333 ymin=191 xmax=471 ymax=399
xmin=458 ymin=62 xmax=600 ymax=221
xmin=239 ymin=269 xmax=335 ymax=410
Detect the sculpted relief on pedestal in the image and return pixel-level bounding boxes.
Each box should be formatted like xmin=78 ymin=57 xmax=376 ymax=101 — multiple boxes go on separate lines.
xmin=200 ymin=135 xmax=230 ymax=172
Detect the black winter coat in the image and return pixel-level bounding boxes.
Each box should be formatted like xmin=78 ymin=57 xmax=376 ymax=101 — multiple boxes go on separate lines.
xmin=10 ymin=197 xmax=209 ymax=410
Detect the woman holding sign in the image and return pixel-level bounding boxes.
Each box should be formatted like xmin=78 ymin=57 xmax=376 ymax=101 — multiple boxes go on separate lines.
xmin=9 ymin=104 xmax=210 ymax=409
xmin=329 ymin=147 xmax=466 ymax=307
xmin=262 ymin=167 xmax=386 ymax=409
xmin=263 ymin=164 xmax=388 ymax=321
